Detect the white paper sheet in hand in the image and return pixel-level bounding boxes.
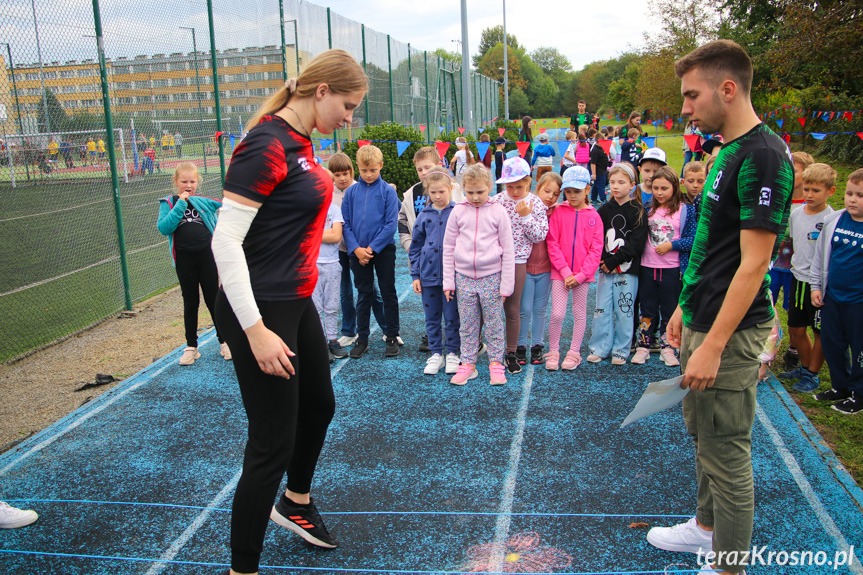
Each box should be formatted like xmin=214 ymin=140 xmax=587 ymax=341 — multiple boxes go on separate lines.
xmin=620 ymin=375 xmax=689 ymax=428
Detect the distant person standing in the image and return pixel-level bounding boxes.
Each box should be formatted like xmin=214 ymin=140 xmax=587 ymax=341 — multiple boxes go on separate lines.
xmin=570 ymin=100 xmax=591 ymax=131
xmin=646 ymin=40 xmax=794 ymax=575
xmin=174 ymin=132 xmax=183 ymax=158
xmin=518 ymin=116 xmax=533 ymax=165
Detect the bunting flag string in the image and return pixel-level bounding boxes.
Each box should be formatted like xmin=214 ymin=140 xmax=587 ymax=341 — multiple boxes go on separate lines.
xmin=319 ymin=138 xmax=334 ymax=150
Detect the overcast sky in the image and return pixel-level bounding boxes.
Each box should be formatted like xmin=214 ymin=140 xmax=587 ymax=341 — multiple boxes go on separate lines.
xmin=3 ymin=0 xmax=649 ymax=73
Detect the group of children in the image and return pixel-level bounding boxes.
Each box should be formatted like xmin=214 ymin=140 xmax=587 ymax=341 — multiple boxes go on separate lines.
xmin=155 ymin=131 xmax=863 ymax=412
xmin=308 ymin=139 xmax=715 ymax=387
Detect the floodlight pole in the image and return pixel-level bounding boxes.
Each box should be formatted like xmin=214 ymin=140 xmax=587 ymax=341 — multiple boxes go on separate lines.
xmin=1 ymin=42 xmax=30 ymax=181
xmin=503 ymin=0 xmax=509 ymax=121
xmin=459 ymin=0 xmax=472 ymax=133
xmin=180 ymin=26 xmax=206 ymax=173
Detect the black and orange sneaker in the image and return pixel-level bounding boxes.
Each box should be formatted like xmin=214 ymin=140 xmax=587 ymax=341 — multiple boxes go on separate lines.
xmin=270 ymin=495 xmax=337 ymax=549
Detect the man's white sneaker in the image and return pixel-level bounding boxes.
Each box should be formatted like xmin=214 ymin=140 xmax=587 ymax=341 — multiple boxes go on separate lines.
xmin=646 ymin=517 xmax=713 ymax=554
xmin=179 ymin=346 xmax=201 ymax=366
xmin=424 ymin=353 xmax=445 ymax=375
xmin=445 ymin=353 xmax=461 ymax=374
xmin=0 ymin=502 xmax=38 ymax=529
xmin=338 ymin=334 xmax=358 ymax=347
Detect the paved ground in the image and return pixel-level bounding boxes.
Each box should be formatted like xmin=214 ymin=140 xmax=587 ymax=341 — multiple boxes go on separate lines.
xmin=1 ymin=248 xmax=861 ymax=574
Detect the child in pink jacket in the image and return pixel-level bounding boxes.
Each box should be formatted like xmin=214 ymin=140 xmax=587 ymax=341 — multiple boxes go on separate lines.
xmin=443 ymin=165 xmax=515 ymax=386
xmin=546 ymin=166 xmax=604 ymax=370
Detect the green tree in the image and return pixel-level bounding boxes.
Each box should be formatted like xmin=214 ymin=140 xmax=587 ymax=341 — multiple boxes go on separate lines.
xmin=606 ymin=62 xmax=640 ymax=119
xmin=530 ymin=46 xmax=573 ymax=93
xmin=635 ymin=49 xmax=682 ymax=120
xmin=508 ymin=87 xmax=530 ymax=119
xmin=37 ymin=89 xmax=67 ymax=133
xmin=473 ymin=25 xmax=521 ymax=67
xmin=645 ymin=0 xmax=720 ymax=56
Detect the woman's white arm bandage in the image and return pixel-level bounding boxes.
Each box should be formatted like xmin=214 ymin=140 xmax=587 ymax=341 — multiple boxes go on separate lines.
xmin=211 ymin=198 xmax=261 ymax=330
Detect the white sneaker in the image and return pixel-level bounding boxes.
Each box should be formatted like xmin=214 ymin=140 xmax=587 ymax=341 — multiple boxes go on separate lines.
xmin=630 ymin=347 xmax=650 ymax=364
xmin=445 ymin=353 xmax=461 ymax=374
xmin=381 ymin=335 xmax=404 ymax=345
xmin=220 ymin=342 xmax=232 ymax=360
xmin=424 ymin=353 xmax=445 ymax=375
xmin=646 ymin=517 xmax=713 ymax=554
xmin=0 ymin=502 xmax=38 ymax=529
xmin=338 ymin=334 xmax=358 ymax=347
xmin=660 ymin=347 xmax=679 ymax=367
xmin=179 ymin=346 xmax=201 ymax=366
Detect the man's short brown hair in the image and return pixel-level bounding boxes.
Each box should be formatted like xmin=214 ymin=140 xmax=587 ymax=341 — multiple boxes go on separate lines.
xmin=674 ymin=39 xmax=753 ymax=96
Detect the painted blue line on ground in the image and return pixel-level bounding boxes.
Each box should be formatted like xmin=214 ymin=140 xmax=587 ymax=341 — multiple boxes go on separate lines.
xmin=0 ymin=330 xmax=218 ymax=476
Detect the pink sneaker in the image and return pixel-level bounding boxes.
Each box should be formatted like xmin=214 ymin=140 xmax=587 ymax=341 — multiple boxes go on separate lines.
xmin=562 ymin=350 xmax=582 ymax=370
xmin=450 ymin=363 xmax=478 ymax=386
xmin=631 ymin=347 xmax=650 ymax=364
xmin=660 ymin=347 xmax=680 ymax=366
xmin=544 ymin=351 xmax=559 ymax=371
xmin=489 ymin=362 xmax=507 ymax=385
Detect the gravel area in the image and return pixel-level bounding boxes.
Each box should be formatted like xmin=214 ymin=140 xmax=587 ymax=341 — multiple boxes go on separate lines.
xmin=0 ymin=287 xmax=216 ymax=452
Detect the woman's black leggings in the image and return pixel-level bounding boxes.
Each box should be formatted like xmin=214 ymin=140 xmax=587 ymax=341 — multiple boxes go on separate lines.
xmin=215 ymin=292 xmax=336 ymax=574
xmin=174 ymin=248 xmax=222 ymax=346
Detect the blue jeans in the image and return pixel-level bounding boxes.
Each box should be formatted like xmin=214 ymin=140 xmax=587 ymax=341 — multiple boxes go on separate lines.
xmin=518 ymin=272 xmax=551 ymax=348
xmin=589 ymin=272 xmax=638 ymax=360
xmin=590 ymin=172 xmax=607 ymax=204
xmin=339 ymin=250 xmax=385 ymax=337
xmin=350 ymin=244 xmax=399 ymax=340
xmin=421 ymin=284 xmax=461 ymax=355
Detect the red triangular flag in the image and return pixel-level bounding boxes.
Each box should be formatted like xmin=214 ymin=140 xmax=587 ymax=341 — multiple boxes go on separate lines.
xmin=596 ymin=139 xmax=613 ymax=155
xmin=683 ymin=134 xmax=700 ymax=152
xmin=664 ymin=119 xmax=674 ymax=131
xmin=782 ymin=134 xmax=791 ymax=144
xmin=797 ymin=118 xmax=806 ymax=128
xmin=435 ymin=141 xmax=450 ymax=160
xmin=457 ymin=127 xmax=465 ymax=135
xmin=857 ymin=133 xmax=863 ymax=140
xmin=358 ymin=140 xmax=371 ymax=148
xmin=498 ymin=128 xmax=506 ymax=137
xmin=539 ymin=128 xmax=546 ymax=134
xmin=419 ymin=125 xmax=426 ymax=133
xmin=845 ymin=112 xmax=853 ymax=121
xmin=214 ymin=131 xmax=224 ymax=140
xmin=516 ymin=141 xmax=530 ymax=158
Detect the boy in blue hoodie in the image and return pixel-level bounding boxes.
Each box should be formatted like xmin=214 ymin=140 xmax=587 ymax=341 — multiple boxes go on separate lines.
xmin=410 ymin=168 xmax=461 ymax=376
xmin=342 ymin=144 xmax=401 ymax=358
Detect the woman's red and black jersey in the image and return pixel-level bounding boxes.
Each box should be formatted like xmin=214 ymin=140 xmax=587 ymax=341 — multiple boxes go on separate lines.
xmin=224 ymin=114 xmax=333 ymax=301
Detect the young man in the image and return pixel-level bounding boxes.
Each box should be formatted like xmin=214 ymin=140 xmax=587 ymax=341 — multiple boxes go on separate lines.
xmin=646 ymin=40 xmax=794 ymax=575
xmin=779 ymin=163 xmax=835 ymax=392
xmin=570 ymin=100 xmax=591 ymax=132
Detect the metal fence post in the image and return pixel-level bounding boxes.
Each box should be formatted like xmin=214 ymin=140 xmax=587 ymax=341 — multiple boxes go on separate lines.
xmin=424 ymin=51 xmax=431 ymax=143
xmin=92 ymin=0 xmax=132 ymax=311
xmin=279 ymin=0 xmax=288 ymax=82
xmin=361 ymin=24 xmax=369 ymax=126
xmin=387 ymin=35 xmax=394 ymax=124
xmin=327 ymin=8 xmax=332 ymax=50
xmin=408 ymin=43 xmax=413 ymax=129
xmin=207 ymin=0 xmax=226 ymax=187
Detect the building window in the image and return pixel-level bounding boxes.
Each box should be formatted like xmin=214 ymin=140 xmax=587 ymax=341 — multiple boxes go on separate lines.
xmin=132 ymin=64 xmax=150 ymax=74
xmin=170 ymin=77 xmax=186 ymax=87
xmin=169 ymin=62 xmax=186 ymax=71
xmin=134 ymin=81 xmax=151 ymax=89
xmin=246 ymin=56 xmax=265 ymax=66
xmin=247 ymin=72 xmax=266 ymax=81
xmin=151 ymin=63 xmax=167 ymax=72
xmin=152 ymin=79 xmax=169 ymax=88
xmin=112 ymin=66 xmax=130 ymax=75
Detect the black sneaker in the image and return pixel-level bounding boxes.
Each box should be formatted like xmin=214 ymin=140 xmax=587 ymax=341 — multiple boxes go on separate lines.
xmin=832 ymin=393 xmax=863 ymax=415
xmin=530 ymin=345 xmax=544 ymax=365
xmin=270 ymin=495 xmax=337 ymax=549
xmin=349 ymin=340 xmax=368 ymax=359
xmin=418 ymin=333 xmax=430 ymax=352
xmin=815 ymin=388 xmax=853 ymax=402
xmin=385 ymin=335 xmax=400 ymax=357
xmin=516 ymin=346 xmax=528 ymax=365
xmin=328 ymin=350 xmax=335 ymax=363
xmin=505 ymin=351 xmax=522 ymax=374
xmin=783 ymin=348 xmax=800 ymax=370
xmin=328 ymin=340 xmax=348 ymax=359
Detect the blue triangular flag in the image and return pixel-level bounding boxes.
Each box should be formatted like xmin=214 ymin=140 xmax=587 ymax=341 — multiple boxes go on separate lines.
xmin=776 ymin=119 xmax=783 ymax=128
xmin=396 ymin=141 xmax=411 ymax=157
xmin=810 ymin=133 xmax=827 ymax=140
xmin=230 ymin=134 xmax=235 ymax=149
xmin=475 ymin=142 xmax=490 ymax=162
xmin=439 ymin=126 xmax=445 ymax=135
xmin=642 ymin=136 xmax=656 ymax=148
xmin=651 ymin=120 xmax=659 ymax=127
xmin=556 ymin=140 xmax=570 ymax=157
xmin=319 ymin=138 xmax=334 ymax=150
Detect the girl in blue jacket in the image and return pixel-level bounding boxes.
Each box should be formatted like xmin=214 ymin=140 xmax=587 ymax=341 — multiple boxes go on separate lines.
xmin=157 ymin=162 xmax=229 ymax=365
xmin=409 ymin=168 xmax=461 ymax=376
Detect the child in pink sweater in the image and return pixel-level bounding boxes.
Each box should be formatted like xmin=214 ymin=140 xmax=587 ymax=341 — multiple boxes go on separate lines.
xmin=546 ymin=166 xmax=604 ymax=370
xmin=443 ymin=165 xmax=515 ymax=386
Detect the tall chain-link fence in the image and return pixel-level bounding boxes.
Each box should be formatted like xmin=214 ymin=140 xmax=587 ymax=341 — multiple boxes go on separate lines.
xmin=0 ymin=0 xmax=498 ymax=363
